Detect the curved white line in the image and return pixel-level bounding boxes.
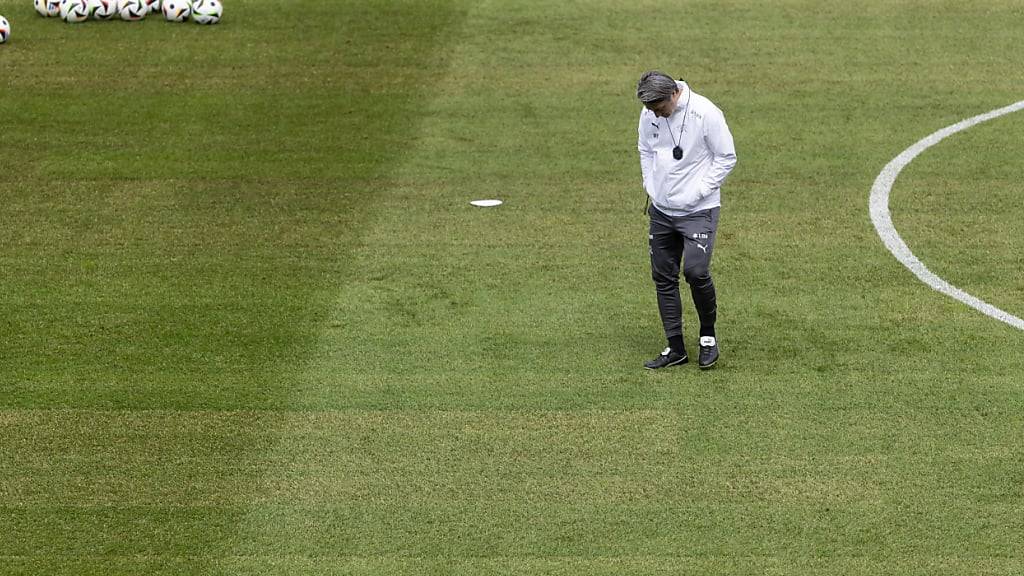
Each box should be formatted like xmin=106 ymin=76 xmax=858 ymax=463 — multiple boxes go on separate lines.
xmin=870 ymin=100 xmax=1024 ymax=331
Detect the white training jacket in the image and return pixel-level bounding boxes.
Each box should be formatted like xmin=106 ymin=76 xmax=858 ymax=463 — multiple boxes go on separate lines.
xmin=638 ymin=81 xmax=737 ymax=217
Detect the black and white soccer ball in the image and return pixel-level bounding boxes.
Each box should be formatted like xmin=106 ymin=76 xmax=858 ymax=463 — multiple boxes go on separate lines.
xmin=60 ymin=0 xmax=91 ymax=22
xmin=161 ymin=0 xmax=190 ymax=21
xmin=0 ymin=16 xmax=10 ymax=44
xmin=89 ymin=0 xmax=118 ymax=19
xmin=118 ymin=0 xmax=147 ymax=20
xmin=191 ymin=0 xmax=221 ymax=25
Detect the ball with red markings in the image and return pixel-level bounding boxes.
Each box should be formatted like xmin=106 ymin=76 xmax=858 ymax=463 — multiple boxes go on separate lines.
xmin=60 ymin=0 xmax=91 ymax=22
xmin=35 ymin=0 xmax=61 ymax=17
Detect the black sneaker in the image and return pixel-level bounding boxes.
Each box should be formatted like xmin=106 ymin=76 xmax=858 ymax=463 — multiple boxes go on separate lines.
xmin=698 ymin=336 xmax=719 ymax=370
xmin=644 ymin=347 xmax=688 ymax=370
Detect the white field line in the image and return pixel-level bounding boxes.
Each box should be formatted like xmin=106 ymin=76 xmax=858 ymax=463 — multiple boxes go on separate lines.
xmin=869 ymin=100 xmax=1024 ymax=331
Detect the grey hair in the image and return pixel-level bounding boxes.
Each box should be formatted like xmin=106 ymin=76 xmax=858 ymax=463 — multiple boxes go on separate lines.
xmin=636 ymin=70 xmax=678 ymax=104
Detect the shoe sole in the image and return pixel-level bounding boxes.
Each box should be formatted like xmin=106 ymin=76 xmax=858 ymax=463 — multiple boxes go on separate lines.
xmin=698 ymin=358 xmax=718 ymax=370
xmin=645 ymin=357 xmax=688 ymax=370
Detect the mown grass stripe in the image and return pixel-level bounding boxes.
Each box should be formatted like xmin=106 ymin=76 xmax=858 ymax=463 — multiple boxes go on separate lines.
xmin=2 ymin=555 xmax=1020 ymax=576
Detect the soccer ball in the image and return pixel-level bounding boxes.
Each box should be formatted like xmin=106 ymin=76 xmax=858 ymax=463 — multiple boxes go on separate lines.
xmin=35 ymin=0 xmax=61 ymax=17
xmin=0 ymin=16 xmax=9 ymax=44
xmin=60 ymin=0 xmax=91 ymax=22
xmin=143 ymin=0 xmax=160 ymax=14
xmin=89 ymin=0 xmax=117 ymax=19
xmin=191 ymin=0 xmax=221 ymax=24
xmin=161 ymin=0 xmax=190 ymax=21
xmin=118 ymin=0 xmax=146 ymax=20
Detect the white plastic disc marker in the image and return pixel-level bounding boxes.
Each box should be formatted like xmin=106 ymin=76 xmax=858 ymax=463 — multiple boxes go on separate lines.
xmin=470 ymin=199 xmax=503 ymax=207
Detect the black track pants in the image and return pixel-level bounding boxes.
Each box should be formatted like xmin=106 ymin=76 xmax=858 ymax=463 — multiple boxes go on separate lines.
xmin=648 ymin=205 xmax=720 ymax=339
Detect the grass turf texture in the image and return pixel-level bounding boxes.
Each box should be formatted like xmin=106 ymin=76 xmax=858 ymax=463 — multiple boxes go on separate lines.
xmin=1 ymin=0 xmax=1023 ymax=574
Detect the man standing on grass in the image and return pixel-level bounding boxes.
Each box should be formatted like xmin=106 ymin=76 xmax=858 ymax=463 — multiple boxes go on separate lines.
xmin=636 ymin=70 xmax=737 ymax=370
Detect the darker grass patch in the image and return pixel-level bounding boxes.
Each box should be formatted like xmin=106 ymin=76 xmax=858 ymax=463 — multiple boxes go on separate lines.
xmin=0 ymin=0 xmax=470 ymax=410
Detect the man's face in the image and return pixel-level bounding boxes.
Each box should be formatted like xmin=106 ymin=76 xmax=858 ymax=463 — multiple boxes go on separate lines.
xmin=645 ymin=89 xmax=682 ymax=118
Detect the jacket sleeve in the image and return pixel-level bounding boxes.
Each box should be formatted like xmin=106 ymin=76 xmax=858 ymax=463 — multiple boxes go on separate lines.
xmin=699 ymin=105 xmax=737 ymax=198
xmin=638 ymin=111 xmax=655 ymax=197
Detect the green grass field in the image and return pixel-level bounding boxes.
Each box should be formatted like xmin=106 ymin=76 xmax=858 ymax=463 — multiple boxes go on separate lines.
xmin=2 ymin=0 xmax=1023 ymax=574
